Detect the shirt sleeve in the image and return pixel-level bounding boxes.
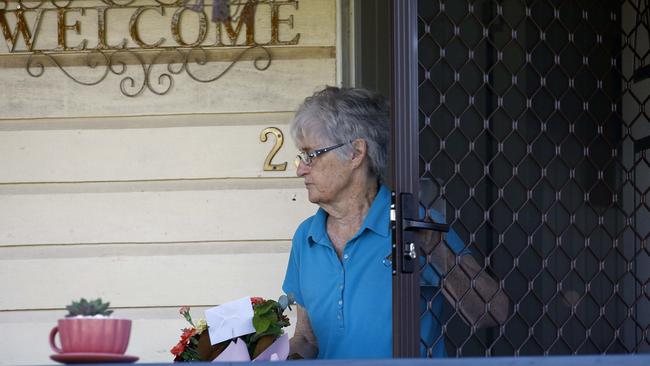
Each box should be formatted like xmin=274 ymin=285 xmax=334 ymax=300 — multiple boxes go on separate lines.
xmin=420 ymin=208 xmax=471 ymax=286
xmin=428 ymin=208 xmax=470 ymax=255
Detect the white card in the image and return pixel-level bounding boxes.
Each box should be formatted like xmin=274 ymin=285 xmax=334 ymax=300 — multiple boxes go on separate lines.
xmin=205 ymin=297 xmax=255 ymax=345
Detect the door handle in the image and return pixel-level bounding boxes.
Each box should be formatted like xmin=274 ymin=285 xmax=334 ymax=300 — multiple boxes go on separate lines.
xmin=394 ymin=192 xmax=450 ymax=273
xmin=403 ymin=219 xmax=449 ymax=232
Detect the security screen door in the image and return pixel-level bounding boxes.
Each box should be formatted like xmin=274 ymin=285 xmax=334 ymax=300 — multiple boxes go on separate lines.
xmin=391 ymin=0 xmax=650 ymax=357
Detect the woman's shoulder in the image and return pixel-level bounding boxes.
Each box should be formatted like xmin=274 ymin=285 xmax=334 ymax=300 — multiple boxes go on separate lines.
xmin=295 ymin=215 xmax=316 ymax=235
xmin=292 ymin=208 xmax=327 ymax=247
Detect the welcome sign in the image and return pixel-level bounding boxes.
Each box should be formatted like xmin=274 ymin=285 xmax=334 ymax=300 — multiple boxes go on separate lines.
xmin=0 ymin=0 xmax=303 ymax=96
xmin=0 ymin=0 xmax=300 ymax=52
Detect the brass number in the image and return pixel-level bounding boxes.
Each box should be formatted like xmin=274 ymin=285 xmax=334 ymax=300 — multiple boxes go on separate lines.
xmin=260 ymin=127 xmax=288 ymax=171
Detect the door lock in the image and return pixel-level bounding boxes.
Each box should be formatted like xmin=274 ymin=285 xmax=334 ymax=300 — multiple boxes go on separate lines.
xmin=405 ymin=242 xmax=417 ymax=259
xmin=396 ymin=192 xmax=450 ymax=274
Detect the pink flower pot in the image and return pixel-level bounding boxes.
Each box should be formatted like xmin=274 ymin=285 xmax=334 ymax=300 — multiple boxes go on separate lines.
xmin=49 ymin=318 xmax=132 ymax=354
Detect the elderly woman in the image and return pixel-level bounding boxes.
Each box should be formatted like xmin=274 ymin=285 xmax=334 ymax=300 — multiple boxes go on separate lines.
xmin=283 ymin=87 xmax=508 ymax=359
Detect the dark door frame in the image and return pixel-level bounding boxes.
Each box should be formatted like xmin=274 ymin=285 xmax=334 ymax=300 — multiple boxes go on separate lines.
xmin=390 ymin=0 xmax=420 ymax=358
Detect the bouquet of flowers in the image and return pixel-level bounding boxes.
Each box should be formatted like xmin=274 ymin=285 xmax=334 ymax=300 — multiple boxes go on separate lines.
xmin=171 ymin=295 xmax=294 ymax=362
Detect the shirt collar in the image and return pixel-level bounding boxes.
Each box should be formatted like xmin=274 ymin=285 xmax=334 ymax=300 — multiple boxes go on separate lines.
xmin=307 ymin=184 xmax=391 ymax=246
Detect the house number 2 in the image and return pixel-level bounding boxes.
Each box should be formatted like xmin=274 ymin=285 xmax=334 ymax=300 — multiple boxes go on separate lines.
xmin=260 ymin=127 xmax=288 ymax=171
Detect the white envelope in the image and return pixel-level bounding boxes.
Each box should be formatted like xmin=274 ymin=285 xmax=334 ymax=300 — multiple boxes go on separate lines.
xmin=205 ymin=297 xmax=256 ymax=345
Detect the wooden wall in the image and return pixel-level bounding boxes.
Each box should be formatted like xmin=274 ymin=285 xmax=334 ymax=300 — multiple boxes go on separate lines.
xmin=0 ymin=1 xmax=336 ymax=364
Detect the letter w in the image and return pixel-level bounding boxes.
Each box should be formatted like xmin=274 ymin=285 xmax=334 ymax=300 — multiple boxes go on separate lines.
xmin=0 ymin=9 xmax=45 ymax=52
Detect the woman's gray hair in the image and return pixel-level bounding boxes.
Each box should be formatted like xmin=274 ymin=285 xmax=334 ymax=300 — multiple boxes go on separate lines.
xmin=291 ymin=86 xmax=390 ymax=184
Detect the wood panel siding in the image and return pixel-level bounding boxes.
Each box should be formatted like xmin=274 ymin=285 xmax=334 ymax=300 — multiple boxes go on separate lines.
xmin=0 ymin=113 xmax=297 ymax=183
xmin=0 ymin=1 xmax=337 ymax=364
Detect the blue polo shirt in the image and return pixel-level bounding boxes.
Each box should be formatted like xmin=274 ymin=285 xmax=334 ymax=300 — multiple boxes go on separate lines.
xmin=283 ymin=185 xmax=467 ymax=359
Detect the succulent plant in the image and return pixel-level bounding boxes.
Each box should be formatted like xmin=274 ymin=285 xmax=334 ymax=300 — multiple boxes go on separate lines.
xmin=65 ymin=298 xmax=113 ymax=317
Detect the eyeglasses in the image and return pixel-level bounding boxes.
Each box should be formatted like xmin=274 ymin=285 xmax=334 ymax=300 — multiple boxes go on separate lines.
xmin=295 ymin=142 xmax=348 ymax=167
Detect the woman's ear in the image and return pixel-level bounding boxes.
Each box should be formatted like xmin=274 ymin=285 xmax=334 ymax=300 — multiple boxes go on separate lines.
xmin=350 ymin=139 xmax=368 ymax=168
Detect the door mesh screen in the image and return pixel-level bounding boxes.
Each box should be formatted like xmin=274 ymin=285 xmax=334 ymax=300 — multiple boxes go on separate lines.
xmin=416 ymin=0 xmax=650 ymax=356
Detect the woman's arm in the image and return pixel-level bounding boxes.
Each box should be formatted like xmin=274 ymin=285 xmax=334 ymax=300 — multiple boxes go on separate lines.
xmin=422 ymin=231 xmax=510 ymax=328
xmin=288 ymin=305 xmax=318 ymax=359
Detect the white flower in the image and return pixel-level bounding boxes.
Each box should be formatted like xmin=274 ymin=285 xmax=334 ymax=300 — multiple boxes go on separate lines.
xmin=195 ymin=319 xmax=207 ymax=334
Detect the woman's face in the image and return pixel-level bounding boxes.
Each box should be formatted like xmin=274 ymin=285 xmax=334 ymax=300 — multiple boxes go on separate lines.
xmin=296 ymin=133 xmax=354 ymax=206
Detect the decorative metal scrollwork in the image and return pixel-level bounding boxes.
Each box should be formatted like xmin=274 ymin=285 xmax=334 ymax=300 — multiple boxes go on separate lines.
xmin=25 ymin=45 xmax=272 ymax=97
xmin=0 ymin=0 xmax=284 ymax=97
xmin=184 ymin=45 xmax=270 ymax=83
xmin=7 ymin=0 xmax=289 ymax=97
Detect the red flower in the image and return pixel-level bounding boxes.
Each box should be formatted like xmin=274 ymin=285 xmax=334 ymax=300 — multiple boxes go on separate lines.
xmin=179 ymin=306 xmax=190 ymax=315
xmin=170 ymin=328 xmax=196 ymax=357
xmin=180 ymin=328 xmax=196 ymax=343
xmin=251 ymin=297 xmax=265 ymax=305
xmin=170 ymin=341 xmax=187 ymax=356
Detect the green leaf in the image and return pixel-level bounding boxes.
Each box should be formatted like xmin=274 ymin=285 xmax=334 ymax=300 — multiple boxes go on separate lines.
xmin=265 ymin=324 xmax=282 ymax=337
xmin=254 ymin=302 xmax=275 ymax=315
xmin=253 ymin=315 xmax=271 ymax=334
xmin=263 ymin=311 xmax=278 ymax=323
